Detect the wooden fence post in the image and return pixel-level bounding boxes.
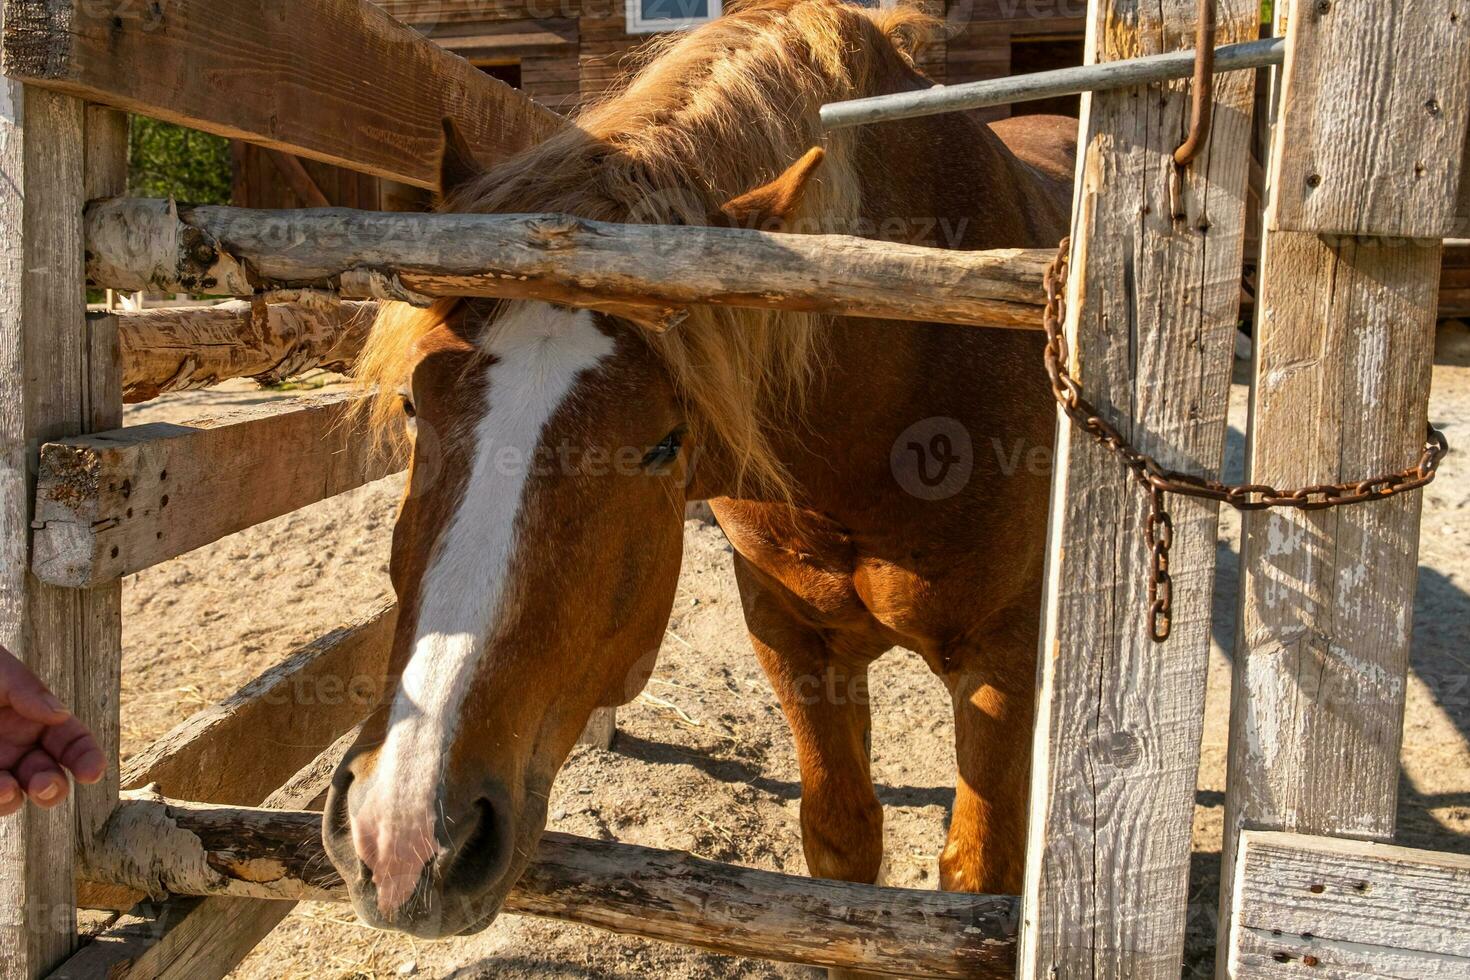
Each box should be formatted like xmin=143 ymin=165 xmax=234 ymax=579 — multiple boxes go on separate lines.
xmin=74 ymin=104 xmax=128 ymax=866
xmin=1217 ymin=0 xmax=1470 ymax=969
xmin=1018 ymin=0 xmax=1258 ymax=976
xmin=0 ymin=81 xmax=89 ymax=979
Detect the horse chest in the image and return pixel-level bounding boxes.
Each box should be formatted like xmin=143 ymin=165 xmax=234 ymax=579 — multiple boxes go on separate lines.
xmin=713 ymin=501 xmax=949 ymax=652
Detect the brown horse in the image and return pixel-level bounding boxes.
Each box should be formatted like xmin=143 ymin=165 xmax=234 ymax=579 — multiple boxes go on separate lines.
xmin=322 ymin=0 xmax=1073 ymax=941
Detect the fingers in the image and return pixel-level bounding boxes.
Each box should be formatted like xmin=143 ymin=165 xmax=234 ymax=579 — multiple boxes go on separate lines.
xmin=2 ymin=710 xmax=103 ymax=785
xmin=0 ymin=709 xmax=44 ymax=771
xmin=14 ymin=749 xmax=69 ymax=809
xmin=0 ymin=649 xmax=71 ymax=726
xmin=0 ymin=726 xmax=99 ymax=816
xmin=0 ymin=772 xmax=21 ymax=818
xmin=0 ymin=646 xmax=104 ymax=815
xmin=41 ymin=717 xmax=104 ymax=785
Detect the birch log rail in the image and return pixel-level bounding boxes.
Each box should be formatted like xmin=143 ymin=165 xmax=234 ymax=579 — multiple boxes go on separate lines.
xmin=88 ymin=793 xmax=1020 ymax=980
xmin=83 ymin=198 xmax=1053 ymax=330
xmin=110 ymin=300 xmax=379 ymax=403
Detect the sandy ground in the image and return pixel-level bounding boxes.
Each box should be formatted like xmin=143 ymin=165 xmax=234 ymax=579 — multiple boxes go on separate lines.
xmin=114 ymin=327 xmax=1470 ymax=979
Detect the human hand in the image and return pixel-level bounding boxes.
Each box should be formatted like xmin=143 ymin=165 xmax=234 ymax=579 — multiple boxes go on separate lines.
xmin=0 ymin=645 xmax=104 ymax=816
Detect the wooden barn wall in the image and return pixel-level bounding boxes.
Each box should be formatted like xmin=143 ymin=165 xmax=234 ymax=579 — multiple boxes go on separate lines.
xmin=231 ymin=144 xmax=430 ymax=212
xmin=230 ymin=1 xmax=1097 ymax=209
xmin=1445 ymin=245 xmax=1470 ymax=320
xmin=945 ymin=0 xmax=1085 ymax=120
xmin=578 ymin=0 xmax=644 ymax=108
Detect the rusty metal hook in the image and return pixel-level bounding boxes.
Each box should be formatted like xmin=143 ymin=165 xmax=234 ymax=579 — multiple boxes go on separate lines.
xmin=1174 ymin=0 xmax=1218 ymax=168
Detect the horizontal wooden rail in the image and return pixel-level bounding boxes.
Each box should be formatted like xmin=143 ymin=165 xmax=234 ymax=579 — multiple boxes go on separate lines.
xmin=80 ymin=602 xmax=395 ymax=911
xmin=110 ymin=301 xmax=378 ymax=404
xmin=120 ymin=603 xmax=396 ymax=806
xmin=87 ymin=794 xmax=1019 ymax=979
xmin=0 ymin=0 xmax=561 ymax=187
xmin=64 ymin=733 xmax=362 ymax=979
xmin=84 ymin=198 xmax=1053 ymax=331
xmin=32 ymin=391 xmax=404 ymax=587
xmin=1230 ymin=831 xmax=1470 ymax=976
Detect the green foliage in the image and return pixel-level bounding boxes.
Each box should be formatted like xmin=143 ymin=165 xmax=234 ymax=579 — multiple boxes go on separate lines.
xmin=128 ymin=117 xmax=233 ymax=204
xmin=1261 ymin=0 xmax=1273 ymax=24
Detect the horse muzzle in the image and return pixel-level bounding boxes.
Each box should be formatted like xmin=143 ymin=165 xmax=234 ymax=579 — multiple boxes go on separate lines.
xmin=322 ymin=752 xmax=527 ymax=938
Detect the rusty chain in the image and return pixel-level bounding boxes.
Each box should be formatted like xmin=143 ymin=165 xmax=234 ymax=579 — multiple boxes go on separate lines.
xmin=1042 ymin=238 xmax=1450 ymax=643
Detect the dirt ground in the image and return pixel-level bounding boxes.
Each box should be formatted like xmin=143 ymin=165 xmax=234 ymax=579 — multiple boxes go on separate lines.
xmin=115 ymin=324 xmax=1470 ymax=979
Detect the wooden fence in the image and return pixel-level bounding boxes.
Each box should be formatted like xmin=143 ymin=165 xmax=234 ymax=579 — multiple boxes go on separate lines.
xmin=1 ymin=0 xmax=1468 ymax=978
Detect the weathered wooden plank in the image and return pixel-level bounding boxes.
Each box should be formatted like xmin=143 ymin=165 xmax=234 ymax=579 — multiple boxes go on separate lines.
xmin=1216 ymin=231 xmax=1442 ymax=961
xmin=86 ymin=794 xmax=1021 ymax=979
xmin=1229 ymin=831 xmax=1470 ymax=977
xmin=51 ymin=898 xmax=276 ymax=980
xmin=58 ymin=733 xmax=359 ymax=980
xmin=1216 ymin=5 xmax=1453 ymax=967
xmin=1456 ymin=122 xmax=1470 ymax=239
xmin=0 ymin=80 xmax=88 ymax=980
xmin=0 ymin=0 xmax=563 ymax=188
xmin=31 ymin=391 xmax=404 ymax=587
xmin=111 ymin=300 xmax=378 ymax=404
xmin=74 ymin=105 xmax=128 ymax=865
xmin=1268 ymin=0 xmax=1470 ymax=238
xmin=1228 ymin=234 xmax=1438 ymax=837
xmin=82 ymin=198 xmax=1054 ymax=331
xmin=1018 ymin=0 xmax=1258 ymax=977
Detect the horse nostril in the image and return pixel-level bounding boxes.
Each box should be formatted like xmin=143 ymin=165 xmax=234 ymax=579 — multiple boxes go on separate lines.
xmin=323 ymin=768 xmax=355 ymax=840
xmin=440 ymin=795 xmax=511 ymax=895
xmin=331 ymin=749 xmax=365 ymax=793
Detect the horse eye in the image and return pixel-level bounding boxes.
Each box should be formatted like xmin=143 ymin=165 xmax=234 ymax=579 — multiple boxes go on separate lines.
xmin=642 ymin=428 xmax=685 ymax=470
xmin=400 ymin=394 xmax=416 ymax=420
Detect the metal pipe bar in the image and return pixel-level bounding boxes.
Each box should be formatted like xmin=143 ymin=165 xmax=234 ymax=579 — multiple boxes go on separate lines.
xmin=819 ymin=36 xmax=1285 ymax=131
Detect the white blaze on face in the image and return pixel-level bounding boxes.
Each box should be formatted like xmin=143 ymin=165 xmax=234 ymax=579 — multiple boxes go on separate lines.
xmin=352 ymin=304 xmax=613 ymax=913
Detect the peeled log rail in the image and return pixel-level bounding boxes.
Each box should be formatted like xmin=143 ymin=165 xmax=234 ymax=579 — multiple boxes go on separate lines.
xmin=63 ymin=734 xmax=364 ymax=978
xmin=111 ymin=300 xmax=378 ymax=403
xmin=91 ymin=793 xmax=1019 ymax=979
xmin=84 ymin=198 xmax=1053 ymax=331
xmin=77 ymin=603 xmax=395 ymax=913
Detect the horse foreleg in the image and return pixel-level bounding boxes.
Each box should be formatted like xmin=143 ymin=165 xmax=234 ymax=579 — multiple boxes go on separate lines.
xmin=940 ymin=628 xmax=1037 ymax=896
xmin=733 ymin=556 xmax=894 ymax=980
xmin=733 ymin=559 xmax=885 ymax=888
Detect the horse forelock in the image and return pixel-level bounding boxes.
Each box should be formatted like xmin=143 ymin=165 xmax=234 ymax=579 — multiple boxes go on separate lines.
xmin=356 ymin=0 xmax=938 ymax=498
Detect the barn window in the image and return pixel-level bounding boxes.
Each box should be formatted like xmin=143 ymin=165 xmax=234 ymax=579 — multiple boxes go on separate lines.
xmin=477 ymin=63 xmax=523 ymax=89
xmin=626 ymin=0 xmax=723 ymax=34
xmin=1009 ymin=36 xmax=1086 ymax=117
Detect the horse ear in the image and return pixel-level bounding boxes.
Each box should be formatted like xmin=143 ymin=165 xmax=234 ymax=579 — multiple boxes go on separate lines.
xmin=439 ymin=118 xmax=485 ymax=200
xmin=717 ymin=147 xmax=825 ymax=232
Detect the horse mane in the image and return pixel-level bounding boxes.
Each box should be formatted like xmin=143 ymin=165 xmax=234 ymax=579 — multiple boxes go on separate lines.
xmin=355 ymin=0 xmax=938 ymax=495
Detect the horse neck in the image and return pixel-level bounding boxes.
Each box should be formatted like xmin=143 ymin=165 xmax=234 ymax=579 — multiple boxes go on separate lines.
xmin=684 ymin=108 xmax=1069 ymax=507
xmin=849 ymin=110 xmax=1071 ymax=250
